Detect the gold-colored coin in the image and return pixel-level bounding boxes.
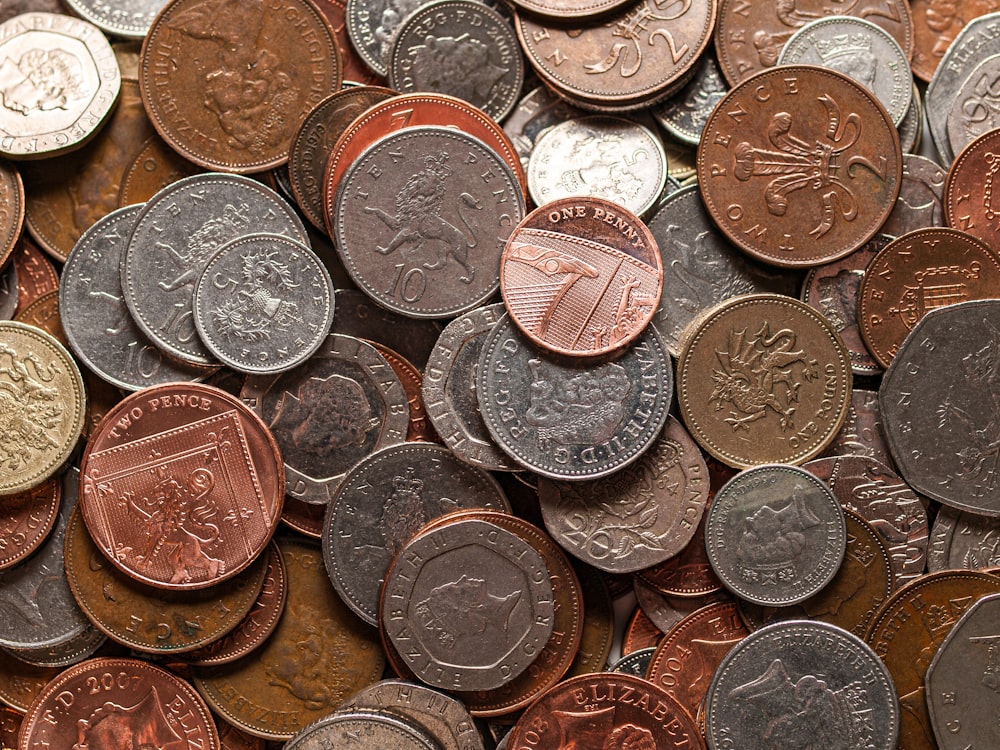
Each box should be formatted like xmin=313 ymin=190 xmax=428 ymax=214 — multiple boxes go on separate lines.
xmin=0 ymin=321 xmax=85 ymax=495
xmin=676 ymin=294 xmax=851 ymax=468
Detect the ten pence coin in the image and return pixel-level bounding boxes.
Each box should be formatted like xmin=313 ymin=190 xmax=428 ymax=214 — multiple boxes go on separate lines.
xmin=676 ymin=294 xmax=852 ymax=468
xmin=78 ymin=382 xmax=284 ymax=590
xmin=140 ymin=0 xmax=341 ymax=173
xmin=697 ymin=65 xmax=902 ymax=268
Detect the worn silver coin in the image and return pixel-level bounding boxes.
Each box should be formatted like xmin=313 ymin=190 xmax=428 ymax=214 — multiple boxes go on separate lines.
xmin=927 ymin=505 xmax=1000 ymax=572
xmin=477 ymin=315 xmax=673 ymax=481
xmin=60 ymin=204 xmax=207 ymax=391
xmin=607 ymin=646 xmax=656 ymax=677
xmin=0 ymin=259 xmax=15 ymax=320
xmin=323 ymin=442 xmax=510 ymax=626
xmin=947 ymin=53 xmax=1000 ymax=158
xmin=286 ymin=709 xmax=440 ymax=750
xmin=241 ymin=333 xmax=409 ymax=504
xmin=880 ymin=153 xmax=946 ymax=238
xmin=2 ymin=623 xmax=105 ymax=668
xmin=705 ymin=620 xmax=899 ymax=750
xmin=652 ymin=53 xmax=728 ymax=146
xmin=62 ymin=0 xmax=169 ymax=38
xmin=193 ymin=233 xmax=334 ymax=374
xmin=122 ymin=172 xmax=308 ymax=366
xmin=705 ymin=463 xmax=847 ymax=606
xmin=503 ymin=85 xmax=586 ymax=174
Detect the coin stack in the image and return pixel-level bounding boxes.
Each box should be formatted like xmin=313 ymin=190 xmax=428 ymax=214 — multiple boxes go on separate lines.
xmin=0 ymin=1 xmax=998 ymax=749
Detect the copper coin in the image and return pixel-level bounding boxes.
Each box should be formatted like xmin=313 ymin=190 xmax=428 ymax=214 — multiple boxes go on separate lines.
xmin=635 ymin=578 xmax=730 ymax=635
xmin=0 ymin=477 xmax=59 ymax=571
xmin=505 ymin=0 xmax=634 ymax=21
xmin=0 ymin=647 xmax=59 ymax=713
xmin=858 ymin=227 xmax=1000 ymax=369
xmin=506 ymin=672 xmax=705 ymax=750
xmin=818 ymin=387 xmax=896 ymax=469
xmin=79 ymin=382 xmax=284 ymax=590
xmin=622 ymin=606 xmax=665 ymax=655
xmin=118 ymin=135 xmax=204 ymax=207
xmin=140 ymin=0 xmax=342 ymax=173
xmin=865 ymin=570 xmax=1000 ymax=750
xmin=500 ymin=196 xmax=663 ymax=358
xmin=698 ymin=65 xmax=902 ymax=268
xmin=309 ymin=0 xmax=384 ymax=86
xmin=18 ymin=656 xmax=220 ymax=750
xmin=676 ymin=293 xmax=852 ymax=468
xmin=945 ymin=127 xmax=1000 ymax=248
xmin=0 ymin=162 xmax=21 ymax=271
xmin=10 ymin=235 xmax=56 ymax=318
xmin=0 ymin=707 xmax=17 ymax=749
xmin=910 ymin=0 xmax=1000 ymax=83
xmin=714 ymin=0 xmax=914 ymax=87
xmin=280 ymin=495 xmax=324 ymax=538
xmin=321 ymin=93 xmax=526 ymax=235
xmin=12 ymin=289 xmax=64 ymax=347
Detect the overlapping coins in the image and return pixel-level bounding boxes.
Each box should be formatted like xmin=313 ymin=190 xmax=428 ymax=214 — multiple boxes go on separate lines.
xmin=0 ymin=1 xmax=998 ymax=749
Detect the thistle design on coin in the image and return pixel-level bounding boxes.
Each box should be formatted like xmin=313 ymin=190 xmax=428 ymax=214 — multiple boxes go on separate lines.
xmin=209 ymin=248 xmax=304 ymax=342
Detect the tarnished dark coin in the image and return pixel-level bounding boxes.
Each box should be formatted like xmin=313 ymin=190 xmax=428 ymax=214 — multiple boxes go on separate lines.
xmin=309 ymin=0 xmax=383 ymax=86
xmin=118 ymin=135 xmax=204 ymax=207
xmin=334 ymin=125 xmax=524 ymax=319
xmin=323 ymin=442 xmax=510 ymax=626
xmin=564 ymin=561 xmax=614 ymax=681
xmin=706 ymin=620 xmax=898 ymax=750
xmin=12 ymin=289 xmax=63 ymax=347
xmin=478 ymin=315 xmax=672 ymax=480
xmin=928 ymin=505 xmax=1000 ymax=572
xmin=0 ymin=646 xmax=59 ymax=713
xmin=0 ymin=261 xmax=16 ymax=321
xmin=381 ymin=516 xmax=555 ymax=692
xmin=0 ymin=477 xmax=59 ymax=571
xmin=10 ymin=235 xmax=56 ymax=317
xmin=504 ymin=0 xmax=633 ymax=20
xmin=880 ymin=300 xmax=1000 ymax=517
xmin=241 ymin=333 xmax=409 ymax=504
xmin=0 ymin=706 xmax=16 ymax=748
xmin=332 ymin=289 xmax=443 ymax=372
xmin=3 ymin=623 xmax=104 ymax=668
xmin=698 ymin=66 xmax=902 ymax=268
xmin=285 ymin=709 xmax=439 ymax=750
xmin=635 ymin=576 xmax=729 ymax=635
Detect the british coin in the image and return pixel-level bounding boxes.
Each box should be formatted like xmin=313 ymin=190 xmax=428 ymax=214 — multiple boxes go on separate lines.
xmin=880 ymin=300 xmax=1000 ymax=516
xmin=19 ymin=657 xmax=220 ymax=750
xmin=676 ymin=293 xmax=852 ymax=468
xmin=564 ymin=561 xmax=614 ymax=680
xmin=121 ymin=172 xmax=308 ymax=367
xmin=62 ymin=0 xmax=168 ymax=38
xmin=777 ymin=16 xmax=913 ymax=127
xmin=422 ymin=302 xmax=519 ymax=471
xmin=309 ymin=0 xmax=384 ymax=86
xmin=0 ymin=261 xmax=16 ymax=320
xmin=858 ymin=228 xmax=1000 ymax=369
xmin=118 ymin=135 xmax=204 ymax=207
xmin=478 ymin=315 xmax=672 ymax=479
xmin=607 ymin=647 xmax=656 ymax=677
xmin=193 ymin=233 xmax=335 ymax=374
xmin=945 ymin=128 xmax=1000 ymax=250
xmin=280 ymin=495 xmax=324 ymax=538
xmin=898 ymin=82 xmax=923 ymax=154
xmin=0 ymin=646 xmax=59 ymax=712
xmin=526 ymin=116 xmax=667 ymax=217
xmin=0 ymin=706 xmax=16 ymax=749
xmin=925 ymin=592 xmax=1000 ymax=749
xmin=910 ymin=0 xmax=1000 ymax=83
xmin=500 ymin=196 xmax=663 ymax=358
xmin=0 ymin=1 xmax=68 ymax=24
xmin=881 ymin=153 xmax=947 ymax=238
xmin=537 ymin=415 xmax=708 ymax=573
xmin=12 ymin=289 xmax=63 ymax=348
xmin=381 ymin=516 xmax=555 ymax=692
xmin=947 ymin=53 xmax=1000 ymax=157
xmin=802 ymin=233 xmax=892 ymax=376
xmin=622 ymin=605 xmax=666 ymax=655
xmin=241 ymin=333 xmax=409 ymax=504
xmin=0 ymin=476 xmax=59 ymax=571
xmin=60 ymin=204 xmax=208 ymax=391
xmin=0 ymin=162 xmax=21 ymax=271
xmin=636 ymin=513 xmax=726 ymax=599
xmin=370 ymin=342 xmax=436 ymax=442
xmin=218 ymin=722 xmax=265 ymax=750
xmin=706 ymin=620 xmax=898 ymax=750
xmin=503 ymin=0 xmax=633 ymax=20
xmin=635 ymin=577 xmax=729 ymax=634
xmin=0 ymin=321 xmax=84 ymax=495
xmin=653 ymin=53 xmax=728 ymax=146
xmin=332 ymin=289 xmax=443 ymax=372
xmin=334 ymin=126 xmax=524 ymax=319
xmin=344 ymin=0 xmax=402 ymax=77
xmin=323 ymin=442 xmax=510 ymax=626
xmin=704 ymin=463 xmax=847 ymax=606
xmin=10 ymin=235 xmax=56 ymax=317
xmin=648 ymin=185 xmax=800 ymax=357
xmin=192 ymin=537 xmax=385 ymax=740
xmin=0 ymin=12 xmax=120 ymax=159
xmin=3 ymin=623 xmax=105 ymax=668
xmin=506 ymin=672 xmax=706 ymax=750
xmin=928 ymin=505 xmax=1000 ymax=572
xmin=503 ymin=85 xmax=586 ymax=173
xmin=285 ymin=709 xmax=439 ymax=750
xmin=140 ymin=0 xmax=341 ymax=173
xmin=79 ymin=382 xmax=285 ymax=589
xmin=818 ymin=388 xmax=895 ymax=469
xmin=697 ymin=66 xmax=902 ymax=268
xmin=387 ymin=0 xmax=523 ymax=123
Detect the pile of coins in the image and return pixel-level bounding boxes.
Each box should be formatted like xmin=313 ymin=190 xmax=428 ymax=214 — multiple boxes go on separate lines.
xmin=0 ymin=1 xmax=998 ymax=749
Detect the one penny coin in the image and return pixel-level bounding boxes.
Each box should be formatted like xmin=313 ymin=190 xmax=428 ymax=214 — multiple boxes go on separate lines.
xmin=78 ymin=382 xmax=284 ymax=589
xmin=945 ymin=128 xmax=1000 ymax=250
xmin=0 ymin=477 xmax=59 ymax=571
xmin=697 ymin=65 xmax=902 ymax=268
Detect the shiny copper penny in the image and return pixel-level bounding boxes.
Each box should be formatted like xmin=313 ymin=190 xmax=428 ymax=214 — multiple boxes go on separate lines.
xmin=676 ymin=294 xmax=852 ymax=468
xmin=698 ymin=65 xmax=902 ymax=268
xmin=945 ymin=128 xmax=1000 ymax=250
xmin=79 ymin=382 xmax=284 ymax=590
xmin=910 ymin=0 xmax=1000 ymax=83
xmin=19 ymin=657 xmax=220 ymax=750
xmin=858 ymin=227 xmax=1000 ymax=369
xmin=118 ymin=135 xmax=204 ymax=207
xmin=500 ymin=197 xmax=663 ymax=358
xmin=506 ymin=672 xmax=706 ymax=750
xmin=0 ymin=477 xmax=59 ymax=571
xmin=10 ymin=235 xmax=56 ymax=317
xmin=622 ymin=606 xmax=665 ymax=655
xmin=140 ymin=0 xmax=342 ymax=173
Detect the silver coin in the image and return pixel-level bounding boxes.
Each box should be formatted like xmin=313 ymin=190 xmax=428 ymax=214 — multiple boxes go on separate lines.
xmin=652 ymin=53 xmax=728 ymax=146
xmin=705 ymin=463 xmax=847 ymax=606
xmin=62 ymin=0 xmax=168 ymax=38
xmin=323 ymin=442 xmax=510 ymax=626
xmin=477 ymin=315 xmax=673 ymax=480
xmin=60 ymin=205 xmax=207 ymax=391
xmin=948 ymin=52 xmax=1000 ymax=158
xmin=387 ymin=0 xmax=523 ymax=123
xmin=880 ymin=299 xmax=1000 ymax=517
xmin=705 ymin=620 xmax=899 ymax=750
xmin=382 ymin=516 xmax=555 ymax=692
xmin=898 ymin=81 xmax=922 ymax=154
xmin=286 ymin=709 xmax=440 ymax=750
xmin=634 ymin=576 xmax=727 ymax=635
xmin=527 ymin=115 xmax=667 ymax=217
xmin=193 ymin=233 xmax=334 ymax=374
xmin=926 ymin=592 xmax=1000 ymax=749
xmin=503 ymin=85 xmax=587 ymax=174
xmin=334 ymin=126 xmax=524 ymax=319
xmin=927 ymin=504 xmax=1000 ymax=573
xmin=241 ymin=333 xmax=409 ymax=504
xmin=648 ymin=185 xmax=800 ymax=357
xmin=880 ymin=153 xmax=946 ymax=238
xmin=340 ymin=679 xmax=485 ymax=750
xmin=608 ymin=646 xmax=656 ymax=677
xmin=2 ymin=623 xmax=105 ymax=668
xmin=0 ymin=468 xmax=92 ymax=651
xmin=345 ymin=0 xmax=394 ymax=77
xmin=122 ymin=172 xmax=308 ymax=366
xmin=422 ymin=302 xmax=518 ymax=472
xmin=778 ymin=16 xmax=912 ymax=126
xmin=537 ymin=415 xmax=708 ymax=573
xmin=0 ymin=258 xmax=16 ymax=320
